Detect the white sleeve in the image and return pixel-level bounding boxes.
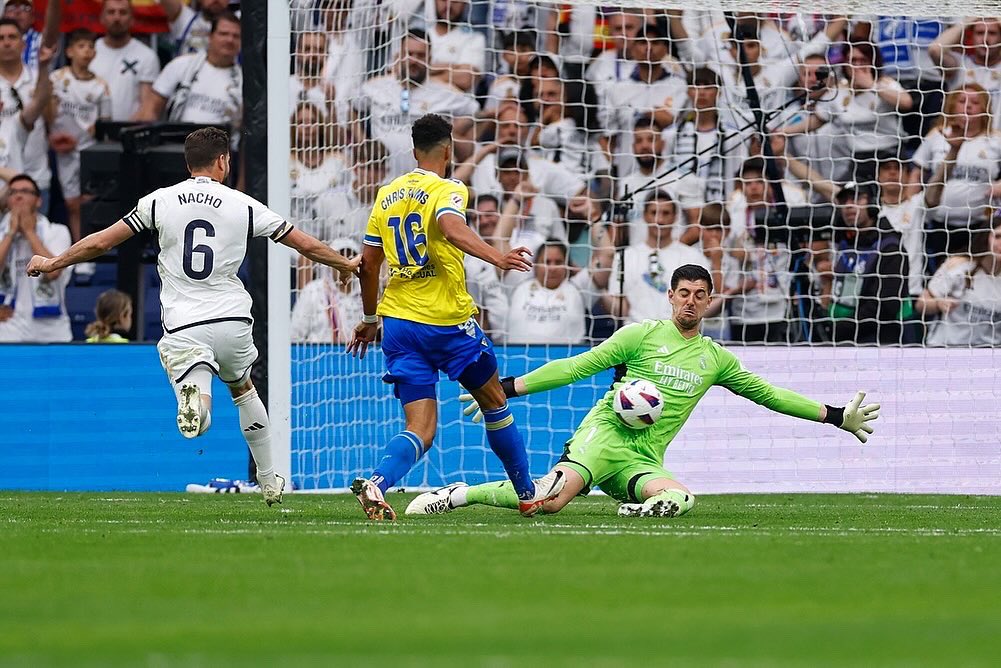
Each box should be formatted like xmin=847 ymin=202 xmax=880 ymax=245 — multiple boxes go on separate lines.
xmin=538 ymin=161 xmax=585 ymax=201
xmin=911 ymin=133 xmax=935 ymax=171
xmin=461 ymin=31 xmax=486 ymax=72
xmin=249 ymin=197 xmax=294 ymax=241
xmin=122 ymin=192 xmax=157 ymax=233
xmin=152 ymin=57 xmax=185 ymax=100
xmin=926 ymin=259 xmax=973 ymax=299
xmin=139 ymin=48 xmax=161 ymax=83
xmin=169 ymin=5 xmax=198 ymax=41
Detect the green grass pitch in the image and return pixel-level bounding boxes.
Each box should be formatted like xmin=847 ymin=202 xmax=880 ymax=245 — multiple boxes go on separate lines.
xmin=2 ymin=492 xmax=999 ymax=667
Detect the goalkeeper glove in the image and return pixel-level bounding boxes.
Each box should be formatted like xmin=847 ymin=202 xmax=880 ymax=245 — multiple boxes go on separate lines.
xmin=459 ymin=376 xmax=518 ymax=424
xmin=822 ymin=390 xmax=880 ymax=443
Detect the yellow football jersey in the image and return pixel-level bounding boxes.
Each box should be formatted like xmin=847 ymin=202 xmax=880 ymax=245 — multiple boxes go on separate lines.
xmin=363 ymin=168 xmax=476 ymax=326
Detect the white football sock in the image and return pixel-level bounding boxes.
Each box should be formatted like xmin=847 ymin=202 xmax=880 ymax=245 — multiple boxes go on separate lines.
xmin=233 ymin=388 xmax=274 ymax=481
xmin=450 ymin=486 xmax=469 ymax=508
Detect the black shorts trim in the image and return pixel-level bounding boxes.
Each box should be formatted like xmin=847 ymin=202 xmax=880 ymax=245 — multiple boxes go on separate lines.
xmin=557 ymin=441 xmax=594 ymax=491
xmin=221 ymin=356 xmax=259 ymax=386
xmin=627 ymin=472 xmax=659 ymax=504
xmin=173 ymin=360 xmax=219 ymax=384
xmin=162 ymin=316 xmax=253 ymax=335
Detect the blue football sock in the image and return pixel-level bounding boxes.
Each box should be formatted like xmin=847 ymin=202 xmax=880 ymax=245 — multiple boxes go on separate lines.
xmin=482 ymin=403 xmax=533 ymax=499
xmin=371 ymin=430 xmax=424 ymax=494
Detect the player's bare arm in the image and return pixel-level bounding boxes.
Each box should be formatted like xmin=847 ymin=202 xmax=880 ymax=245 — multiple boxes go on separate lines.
xmin=26 ymin=221 xmax=136 ymax=278
xmin=438 ymin=212 xmax=532 ymax=272
xmin=279 ymin=227 xmax=360 ymax=286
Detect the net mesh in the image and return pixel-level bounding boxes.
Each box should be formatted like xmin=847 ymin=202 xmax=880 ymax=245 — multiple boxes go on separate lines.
xmin=284 ymin=1 xmax=1001 ymax=494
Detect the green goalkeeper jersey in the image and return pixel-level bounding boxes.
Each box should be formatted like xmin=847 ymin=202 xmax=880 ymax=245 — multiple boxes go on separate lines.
xmin=521 ymin=320 xmax=822 ymax=460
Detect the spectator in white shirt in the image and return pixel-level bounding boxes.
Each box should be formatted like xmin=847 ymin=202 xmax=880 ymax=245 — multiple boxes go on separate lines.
xmin=597 ymin=189 xmax=712 ymax=324
xmin=0 ymin=174 xmax=71 ymax=342
xmin=930 ymin=18 xmax=1001 ymax=122
xmin=290 ymin=31 xmax=336 ymax=121
xmin=428 ymin=0 xmax=486 ymax=93
xmin=484 ymin=29 xmax=536 ymax=113
xmin=160 ymin=0 xmax=231 ymax=56
xmin=353 ymin=28 xmax=477 ymax=177
xmin=311 ymin=138 xmax=388 ymax=249
xmin=918 ymin=221 xmax=1001 ymax=347
xmin=616 ymin=114 xmax=704 ymax=246
xmin=3 ymin=0 xmax=58 ymax=71
xmin=914 ymin=83 xmax=1001 ymax=260
xmin=290 ymin=238 xmax=364 ymax=344
xmin=0 ymin=17 xmax=53 ymax=212
xmin=0 ymin=40 xmax=51 ymax=189
xmin=92 ymin=0 xmax=161 ymax=121
xmin=141 ymin=11 xmax=243 ymax=143
xmin=290 ymin=101 xmax=350 ymax=241
xmin=506 ymin=240 xmax=587 ymax=344
xmin=531 ymin=75 xmax=609 ymax=182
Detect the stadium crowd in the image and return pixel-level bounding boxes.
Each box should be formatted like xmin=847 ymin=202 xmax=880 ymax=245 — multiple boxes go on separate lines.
xmin=1 ymin=1 xmax=999 ymax=347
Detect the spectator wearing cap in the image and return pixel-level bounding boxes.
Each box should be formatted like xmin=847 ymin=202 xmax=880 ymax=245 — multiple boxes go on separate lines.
xmin=91 ymin=0 xmax=161 ymax=121
xmin=428 ymin=0 xmax=486 ymax=93
xmin=0 ymin=173 xmax=71 ymax=342
xmin=596 ymin=190 xmax=712 ymax=324
xmin=827 ymin=184 xmax=910 ymax=344
xmin=457 ymin=102 xmax=587 ymax=208
xmin=505 ymin=240 xmax=587 ymax=344
xmin=353 ymin=28 xmax=477 ymax=177
xmin=290 ymin=238 xmax=365 ymax=344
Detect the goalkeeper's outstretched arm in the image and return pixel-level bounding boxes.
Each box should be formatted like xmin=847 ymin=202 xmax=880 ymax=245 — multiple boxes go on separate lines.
xmin=716 ymin=350 xmax=880 ymax=443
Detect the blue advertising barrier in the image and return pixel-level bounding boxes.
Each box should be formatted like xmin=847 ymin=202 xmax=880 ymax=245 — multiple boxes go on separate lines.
xmin=3 ymin=345 xmax=245 ymax=491
xmin=3 ymin=344 xmax=611 ymax=492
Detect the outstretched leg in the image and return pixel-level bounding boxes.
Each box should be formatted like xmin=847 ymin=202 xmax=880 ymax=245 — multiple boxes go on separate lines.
xmin=617 ymin=478 xmax=695 ymax=518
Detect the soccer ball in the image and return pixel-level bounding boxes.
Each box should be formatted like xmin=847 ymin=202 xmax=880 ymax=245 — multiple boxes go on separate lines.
xmin=613 ymin=379 xmax=664 ymax=430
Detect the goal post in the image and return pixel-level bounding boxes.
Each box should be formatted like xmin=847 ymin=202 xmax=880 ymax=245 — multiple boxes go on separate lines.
xmin=269 ymin=0 xmax=1001 ymax=495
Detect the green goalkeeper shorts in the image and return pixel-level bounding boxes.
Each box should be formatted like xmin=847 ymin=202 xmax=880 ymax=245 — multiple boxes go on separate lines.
xmin=557 ymin=416 xmax=675 ymax=504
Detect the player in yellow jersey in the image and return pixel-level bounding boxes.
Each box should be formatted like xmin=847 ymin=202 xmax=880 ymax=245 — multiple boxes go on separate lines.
xmin=347 ymin=113 xmax=567 ymax=520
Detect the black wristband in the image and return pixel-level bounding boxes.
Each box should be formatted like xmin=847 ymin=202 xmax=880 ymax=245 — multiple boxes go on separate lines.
xmin=500 ymin=376 xmax=517 ymax=398
xmin=822 ymin=405 xmax=844 ymax=427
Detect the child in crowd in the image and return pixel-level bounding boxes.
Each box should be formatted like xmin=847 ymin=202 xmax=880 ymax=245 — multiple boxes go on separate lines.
xmin=85 ymin=289 xmax=131 ymax=343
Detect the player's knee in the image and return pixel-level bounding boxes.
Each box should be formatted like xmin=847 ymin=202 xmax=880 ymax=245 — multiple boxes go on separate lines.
xmin=232 ymin=386 xmax=258 ymax=406
xmin=228 ymin=377 xmax=254 ymax=400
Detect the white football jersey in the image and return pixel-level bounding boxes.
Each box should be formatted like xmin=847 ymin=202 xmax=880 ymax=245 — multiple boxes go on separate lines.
xmin=122 ymin=176 xmax=292 ymax=333
xmin=50 ymin=68 xmax=112 ymax=149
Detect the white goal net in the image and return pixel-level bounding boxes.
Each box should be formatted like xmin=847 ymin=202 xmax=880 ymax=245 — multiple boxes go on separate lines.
xmin=277 ymin=0 xmax=1001 ymax=494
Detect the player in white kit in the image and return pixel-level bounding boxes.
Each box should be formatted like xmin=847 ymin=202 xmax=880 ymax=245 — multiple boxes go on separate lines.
xmin=27 ymin=128 xmax=359 ymax=506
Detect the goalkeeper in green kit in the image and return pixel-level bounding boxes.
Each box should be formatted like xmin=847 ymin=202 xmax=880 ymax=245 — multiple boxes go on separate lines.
xmin=405 ymin=265 xmax=880 ymax=518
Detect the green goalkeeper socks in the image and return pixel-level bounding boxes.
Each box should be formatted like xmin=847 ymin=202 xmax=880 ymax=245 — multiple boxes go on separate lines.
xmin=462 ymin=481 xmax=520 ymax=510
